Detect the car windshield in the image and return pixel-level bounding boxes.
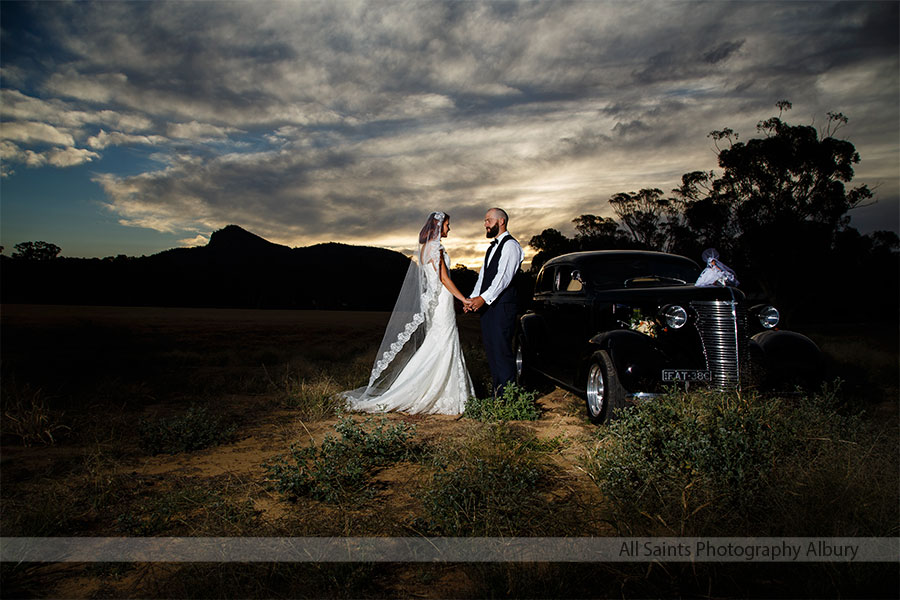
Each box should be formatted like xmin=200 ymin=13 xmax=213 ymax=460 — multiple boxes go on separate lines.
xmin=579 ymin=255 xmax=700 ymax=289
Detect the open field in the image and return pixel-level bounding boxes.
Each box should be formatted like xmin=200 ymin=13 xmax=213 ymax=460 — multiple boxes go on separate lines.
xmin=1 ymin=304 xmax=897 ymax=598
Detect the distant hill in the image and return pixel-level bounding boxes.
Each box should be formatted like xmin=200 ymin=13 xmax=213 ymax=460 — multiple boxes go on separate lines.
xmin=0 ymin=225 xmax=415 ymax=310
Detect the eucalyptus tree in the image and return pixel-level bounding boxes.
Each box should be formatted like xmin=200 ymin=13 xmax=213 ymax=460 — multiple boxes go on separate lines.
xmin=609 ymin=102 xmax=877 ymax=318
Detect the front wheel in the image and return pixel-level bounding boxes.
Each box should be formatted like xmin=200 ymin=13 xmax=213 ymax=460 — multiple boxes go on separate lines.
xmin=585 ymin=350 xmax=626 ymax=424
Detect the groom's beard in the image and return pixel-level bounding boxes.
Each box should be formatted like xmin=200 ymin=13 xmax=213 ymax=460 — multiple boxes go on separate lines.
xmin=486 ymin=223 xmax=500 ymax=238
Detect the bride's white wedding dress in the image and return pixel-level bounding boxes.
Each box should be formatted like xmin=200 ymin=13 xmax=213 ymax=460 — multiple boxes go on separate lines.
xmin=342 ymin=216 xmax=474 ymax=415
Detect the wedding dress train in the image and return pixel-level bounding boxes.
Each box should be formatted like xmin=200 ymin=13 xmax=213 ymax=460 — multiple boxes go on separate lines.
xmin=342 ymin=224 xmax=474 ymax=415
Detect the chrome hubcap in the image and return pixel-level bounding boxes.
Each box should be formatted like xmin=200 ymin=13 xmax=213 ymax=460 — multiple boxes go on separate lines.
xmin=515 ymin=344 xmax=523 ymax=379
xmin=586 ymin=363 xmax=605 ymax=417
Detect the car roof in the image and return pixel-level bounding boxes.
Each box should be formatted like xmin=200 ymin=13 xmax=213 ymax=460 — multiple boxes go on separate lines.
xmin=542 ymin=250 xmax=698 ymax=269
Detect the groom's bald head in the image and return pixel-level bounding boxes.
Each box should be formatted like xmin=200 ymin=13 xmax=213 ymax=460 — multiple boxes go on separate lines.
xmin=487 ymin=208 xmax=509 ymax=227
xmin=484 ymin=207 xmax=509 ymax=238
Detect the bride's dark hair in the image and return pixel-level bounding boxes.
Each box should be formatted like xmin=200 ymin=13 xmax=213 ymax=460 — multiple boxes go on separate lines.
xmin=419 ymin=211 xmax=448 ymax=244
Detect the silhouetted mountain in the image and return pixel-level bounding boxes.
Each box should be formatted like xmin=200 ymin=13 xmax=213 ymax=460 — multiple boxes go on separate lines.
xmin=0 ymin=226 xmax=413 ymax=310
xmin=209 ymin=224 xmax=290 ymax=252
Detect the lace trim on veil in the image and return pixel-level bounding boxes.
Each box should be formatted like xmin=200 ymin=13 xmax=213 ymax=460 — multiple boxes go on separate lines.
xmin=368 ymin=279 xmax=441 ymax=385
xmin=367 ymin=241 xmax=444 ymax=385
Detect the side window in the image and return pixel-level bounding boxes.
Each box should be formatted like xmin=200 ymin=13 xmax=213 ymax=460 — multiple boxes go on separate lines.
xmin=566 ymin=270 xmax=583 ymax=292
xmin=535 ymin=267 xmax=554 ymax=293
xmin=553 ymin=266 xmax=584 ymax=292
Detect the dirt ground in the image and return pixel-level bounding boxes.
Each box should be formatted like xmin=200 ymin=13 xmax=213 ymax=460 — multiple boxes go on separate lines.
xmin=2 ymin=305 xmax=897 ymax=598
xmin=3 ymin=393 xmax=606 ymax=598
xmin=1 ymin=304 xmax=620 ymax=598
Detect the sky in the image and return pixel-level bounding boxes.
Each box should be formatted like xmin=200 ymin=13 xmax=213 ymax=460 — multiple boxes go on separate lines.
xmin=1 ymin=0 xmax=898 ymax=268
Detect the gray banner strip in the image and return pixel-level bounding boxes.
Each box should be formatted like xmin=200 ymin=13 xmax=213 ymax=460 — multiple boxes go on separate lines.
xmin=1 ymin=537 xmax=897 ymax=563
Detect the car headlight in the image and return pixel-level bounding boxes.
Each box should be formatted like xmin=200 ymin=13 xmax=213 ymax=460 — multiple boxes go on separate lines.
xmin=755 ymin=305 xmax=780 ymax=329
xmin=660 ymin=305 xmax=688 ymax=329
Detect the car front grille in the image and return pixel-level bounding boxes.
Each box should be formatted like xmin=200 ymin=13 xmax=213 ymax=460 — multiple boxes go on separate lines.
xmin=691 ymin=300 xmax=750 ymax=390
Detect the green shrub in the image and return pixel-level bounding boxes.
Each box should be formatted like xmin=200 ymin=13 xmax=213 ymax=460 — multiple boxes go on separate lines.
xmin=416 ymin=424 xmax=552 ymax=536
xmin=138 ymin=405 xmax=237 ymax=455
xmin=584 ymin=384 xmax=898 ymax=536
xmin=264 ymin=416 xmax=418 ymax=503
xmin=464 ymin=383 xmax=540 ymax=422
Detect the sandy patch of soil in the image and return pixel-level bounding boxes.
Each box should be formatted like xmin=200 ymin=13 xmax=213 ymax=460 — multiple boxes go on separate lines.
xmin=3 ymin=388 xmax=606 ymax=598
xmin=0 ymin=305 xmax=606 ymax=598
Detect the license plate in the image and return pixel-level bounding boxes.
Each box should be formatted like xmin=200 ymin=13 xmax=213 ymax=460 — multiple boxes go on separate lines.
xmin=662 ymin=369 xmax=712 ymax=382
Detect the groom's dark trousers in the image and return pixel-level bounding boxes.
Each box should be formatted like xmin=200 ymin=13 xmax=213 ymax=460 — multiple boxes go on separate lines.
xmin=478 ymin=234 xmax=519 ymax=395
xmin=481 ymin=298 xmax=517 ymax=395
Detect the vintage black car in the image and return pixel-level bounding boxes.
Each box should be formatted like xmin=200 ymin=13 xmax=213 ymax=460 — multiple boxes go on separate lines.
xmin=516 ymin=251 xmax=822 ymax=423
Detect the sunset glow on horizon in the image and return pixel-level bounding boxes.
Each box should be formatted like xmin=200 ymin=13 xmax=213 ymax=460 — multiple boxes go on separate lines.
xmin=1 ymin=1 xmax=897 ymax=263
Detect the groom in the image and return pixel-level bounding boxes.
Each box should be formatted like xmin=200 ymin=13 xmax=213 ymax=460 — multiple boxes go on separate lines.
xmin=466 ymin=208 xmax=524 ymax=396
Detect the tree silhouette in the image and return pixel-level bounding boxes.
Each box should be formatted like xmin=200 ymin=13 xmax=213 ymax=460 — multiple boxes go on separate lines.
xmin=450 ymin=264 xmax=479 ymax=297
xmin=600 ymin=102 xmax=890 ymax=321
xmin=678 ymin=104 xmax=874 ymax=314
xmin=12 ymin=241 xmax=61 ymax=261
xmin=608 ymin=188 xmax=680 ymax=251
xmin=668 ymin=171 xmax=738 ymax=259
xmin=528 ymin=228 xmax=575 ymax=272
xmin=572 ymin=214 xmax=631 ymax=250
xmin=524 ymin=102 xmax=894 ymax=324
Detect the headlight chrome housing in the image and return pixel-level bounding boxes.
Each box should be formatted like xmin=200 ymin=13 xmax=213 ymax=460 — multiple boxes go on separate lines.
xmin=754 ymin=305 xmax=780 ymax=329
xmin=660 ymin=305 xmax=688 ymax=329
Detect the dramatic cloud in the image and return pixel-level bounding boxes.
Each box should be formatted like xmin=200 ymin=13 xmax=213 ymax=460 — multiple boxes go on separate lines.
xmin=86 ymin=130 xmax=168 ymax=150
xmin=0 ymin=121 xmax=75 ymax=146
xmin=166 ymin=121 xmax=243 ymax=141
xmin=43 ymin=146 xmax=101 ymax=168
xmin=1 ymin=0 xmax=897 ymax=263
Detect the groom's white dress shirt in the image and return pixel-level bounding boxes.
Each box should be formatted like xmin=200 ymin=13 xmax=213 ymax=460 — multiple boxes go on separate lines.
xmin=472 ymin=231 xmax=524 ymax=305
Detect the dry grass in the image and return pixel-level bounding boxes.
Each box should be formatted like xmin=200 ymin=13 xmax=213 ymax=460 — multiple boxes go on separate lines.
xmin=1 ymin=381 xmax=70 ymax=446
xmin=1 ymin=305 xmax=897 ymax=599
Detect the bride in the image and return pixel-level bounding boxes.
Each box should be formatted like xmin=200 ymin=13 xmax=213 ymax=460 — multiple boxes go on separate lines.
xmin=342 ymin=211 xmax=475 ymax=415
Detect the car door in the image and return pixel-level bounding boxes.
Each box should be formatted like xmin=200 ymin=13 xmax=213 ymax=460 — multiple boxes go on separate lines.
xmin=528 ymin=265 xmax=555 ymax=370
xmin=545 ymin=264 xmax=591 ymax=385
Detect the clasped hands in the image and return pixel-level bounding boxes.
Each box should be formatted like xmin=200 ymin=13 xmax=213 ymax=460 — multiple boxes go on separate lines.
xmin=462 ymin=296 xmax=486 ymax=313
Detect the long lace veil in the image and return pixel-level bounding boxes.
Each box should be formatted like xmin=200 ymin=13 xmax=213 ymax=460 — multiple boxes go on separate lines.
xmin=343 ymin=211 xmax=446 ymax=405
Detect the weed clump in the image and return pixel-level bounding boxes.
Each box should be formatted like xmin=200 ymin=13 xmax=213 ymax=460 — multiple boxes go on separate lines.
xmin=1 ymin=382 xmax=70 ymax=446
xmin=585 ymin=384 xmax=899 ymax=537
xmin=138 ymin=405 xmax=237 ymax=455
xmin=264 ymin=416 xmax=418 ymax=503
xmin=464 ymin=383 xmax=540 ymax=422
xmin=417 ymin=424 xmax=553 ymax=536
xmin=115 ymin=486 xmax=260 ymax=536
xmin=266 ymin=365 xmax=349 ymax=420
xmin=282 ymin=375 xmax=344 ymax=419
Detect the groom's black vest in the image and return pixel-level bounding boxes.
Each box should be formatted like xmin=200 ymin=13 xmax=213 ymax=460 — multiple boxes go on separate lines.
xmin=478 ymin=234 xmax=519 ymax=305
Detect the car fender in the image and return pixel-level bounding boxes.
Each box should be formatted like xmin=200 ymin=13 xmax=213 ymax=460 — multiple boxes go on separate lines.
xmin=752 ymin=330 xmax=821 ymax=364
xmin=518 ymin=312 xmax=544 ymax=349
xmin=586 ymin=330 xmax=666 ymax=390
xmin=518 ymin=312 xmax=553 ymax=364
xmin=752 ymin=329 xmax=823 ymax=387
